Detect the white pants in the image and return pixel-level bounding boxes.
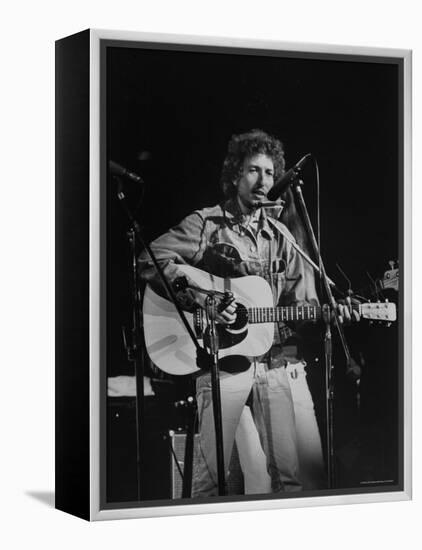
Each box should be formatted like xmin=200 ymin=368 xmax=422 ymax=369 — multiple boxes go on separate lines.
xmin=192 ymin=362 xmax=301 ymax=497
xmin=236 ymin=361 xmax=325 ymax=493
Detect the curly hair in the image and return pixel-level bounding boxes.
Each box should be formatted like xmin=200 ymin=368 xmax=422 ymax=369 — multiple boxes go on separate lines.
xmin=220 ymin=129 xmax=286 ymax=198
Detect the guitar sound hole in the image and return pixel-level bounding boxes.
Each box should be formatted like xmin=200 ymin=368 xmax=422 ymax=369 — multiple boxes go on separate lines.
xmin=227 ymin=303 xmax=248 ymax=332
xmin=203 ymin=303 xmax=249 ymax=351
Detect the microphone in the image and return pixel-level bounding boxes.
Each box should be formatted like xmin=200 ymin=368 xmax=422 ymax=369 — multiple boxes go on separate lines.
xmin=266 ymin=153 xmax=312 ymax=201
xmin=253 ymin=201 xmax=284 ymax=209
xmin=109 ymin=160 xmax=144 ymax=184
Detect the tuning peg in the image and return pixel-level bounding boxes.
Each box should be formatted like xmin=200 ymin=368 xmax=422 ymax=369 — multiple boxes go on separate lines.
xmin=387 ymin=322 xmax=392 ymax=327
xmin=389 ymin=260 xmax=395 ymax=270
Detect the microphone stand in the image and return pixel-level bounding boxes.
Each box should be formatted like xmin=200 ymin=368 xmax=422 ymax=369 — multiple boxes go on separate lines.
xmin=174 ymin=277 xmax=231 ymax=496
xmin=125 ymin=227 xmax=146 ymax=501
xmin=291 ymin=178 xmax=354 ymax=490
xmin=112 ymin=175 xmax=147 ymax=500
xmin=205 ymin=295 xmax=226 ymax=496
xmin=113 ymin=177 xmax=205 ymax=500
xmin=114 ymin=178 xmax=227 ymax=497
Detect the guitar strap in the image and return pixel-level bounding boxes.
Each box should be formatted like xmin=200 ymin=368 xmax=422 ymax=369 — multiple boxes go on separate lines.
xmin=267 ymin=215 xmax=274 ymax=369
xmin=262 ymin=208 xmax=293 ymax=357
xmin=268 ymin=219 xmax=336 ymax=287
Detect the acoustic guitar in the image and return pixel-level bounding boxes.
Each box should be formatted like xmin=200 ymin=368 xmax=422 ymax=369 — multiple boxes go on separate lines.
xmin=143 ymin=265 xmax=397 ymax=375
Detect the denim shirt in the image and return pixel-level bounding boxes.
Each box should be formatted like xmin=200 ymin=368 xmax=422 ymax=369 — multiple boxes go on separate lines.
xmin=138 ymin=199 xmax=318 ymax=313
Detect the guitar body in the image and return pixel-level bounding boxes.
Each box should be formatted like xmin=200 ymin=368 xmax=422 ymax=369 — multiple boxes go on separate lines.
xmin=143 ymin=265 xmax=275 ymax=375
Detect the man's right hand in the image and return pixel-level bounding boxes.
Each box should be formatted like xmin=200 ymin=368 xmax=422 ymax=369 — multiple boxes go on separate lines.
xmin=215 ymin=301 xmax=237 ymax=325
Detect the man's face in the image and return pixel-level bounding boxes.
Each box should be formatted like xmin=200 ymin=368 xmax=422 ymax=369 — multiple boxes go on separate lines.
xmin=234 ymin=153 xmax=274 ymax=211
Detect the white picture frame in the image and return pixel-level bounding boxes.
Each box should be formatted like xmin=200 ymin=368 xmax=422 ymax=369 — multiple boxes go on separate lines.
xmin=55 ymin=28 xmax=412 ymax=521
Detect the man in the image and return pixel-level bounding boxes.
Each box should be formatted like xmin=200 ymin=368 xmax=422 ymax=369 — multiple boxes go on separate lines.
xmin=139 ymin=129 xmax=349 ymax=496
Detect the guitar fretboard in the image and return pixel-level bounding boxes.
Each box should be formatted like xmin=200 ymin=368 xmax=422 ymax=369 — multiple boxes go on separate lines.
xmin=248 ymin=306 xmax=321 ymax=324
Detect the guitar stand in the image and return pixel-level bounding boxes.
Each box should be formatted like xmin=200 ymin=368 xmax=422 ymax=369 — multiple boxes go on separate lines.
xmin=113 ymin=176 xmax=227 ymax=497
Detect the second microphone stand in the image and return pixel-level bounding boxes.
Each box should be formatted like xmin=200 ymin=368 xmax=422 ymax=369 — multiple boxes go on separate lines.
xmin=205 ymin=294 xmax=226 ymax=497
xmin=174 ymin=277 xmax=235 ymax=496
xmin=291 ymin=177 xmax=354 ymax=490
xmin=115 ymin=180 xmax=228 ymax=497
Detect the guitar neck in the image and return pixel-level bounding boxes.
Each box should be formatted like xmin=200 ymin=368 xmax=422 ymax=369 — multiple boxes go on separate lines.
xmin=248 ymin=305 xmax=321 ymax=324
xmin=248 ymin=303 xmax=362 ymax=324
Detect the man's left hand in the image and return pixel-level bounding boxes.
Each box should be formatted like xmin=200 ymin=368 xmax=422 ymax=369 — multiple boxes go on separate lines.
xmin=336 ymin=296 xmax=360 ymax=324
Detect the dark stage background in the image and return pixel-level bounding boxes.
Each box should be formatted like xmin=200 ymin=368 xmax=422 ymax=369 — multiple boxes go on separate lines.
xmin=105 ymin=44 xmax=400 ymax=502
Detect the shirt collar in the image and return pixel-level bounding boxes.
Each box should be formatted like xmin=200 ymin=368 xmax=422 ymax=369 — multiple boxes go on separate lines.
xmin=223 ymin=199 xmax=275 ymax=239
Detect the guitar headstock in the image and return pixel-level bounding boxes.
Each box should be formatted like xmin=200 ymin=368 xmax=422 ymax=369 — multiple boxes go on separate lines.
xmin=360 ymin=301 xmax=397 ymax=323
xmin=380 ymin=260 xmax=399 ymax=292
